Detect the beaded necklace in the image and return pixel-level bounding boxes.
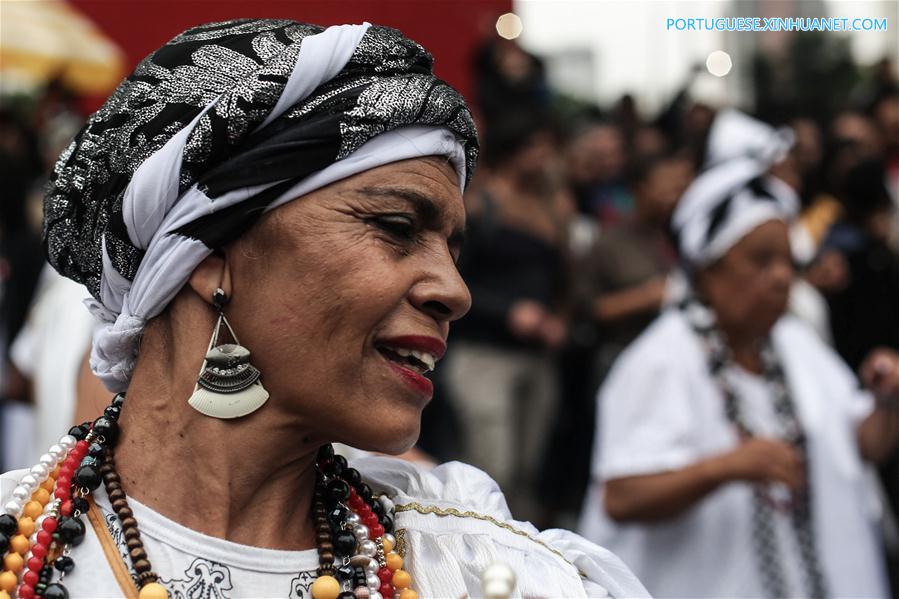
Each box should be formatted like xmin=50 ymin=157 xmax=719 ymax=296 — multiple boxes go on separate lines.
xmin=0 ymin=395 xmax=126 ymax=599
xmin=680 ymin=298 xmax=828 ymax=599
xmin=0 ymin=394 xmax=418 ymax=599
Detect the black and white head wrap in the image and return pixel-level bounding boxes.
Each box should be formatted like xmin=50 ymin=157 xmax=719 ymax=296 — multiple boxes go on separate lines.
xmin=671 ymin=109 xmax=797 ymax=269
xmin=43 ymin=19 xmax=478 ymax=392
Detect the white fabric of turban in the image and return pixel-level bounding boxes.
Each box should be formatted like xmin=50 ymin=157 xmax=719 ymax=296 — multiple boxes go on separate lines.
xmin=671 ymin=109 xmax=797 ymax=269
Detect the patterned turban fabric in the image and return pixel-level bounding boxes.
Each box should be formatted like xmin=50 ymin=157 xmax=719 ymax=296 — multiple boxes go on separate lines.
xmin=43 ymin=19 xmax=479 ymax=391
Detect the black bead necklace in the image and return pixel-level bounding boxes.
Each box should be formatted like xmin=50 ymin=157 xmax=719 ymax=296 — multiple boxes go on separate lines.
xmin=1 ymin=395 xmax=408 ymax=599
xmin=680 ymin=297 xmax=828 ymax=599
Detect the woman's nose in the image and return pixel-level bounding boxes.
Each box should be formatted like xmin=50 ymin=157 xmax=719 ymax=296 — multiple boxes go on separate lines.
xmin=772 ymin=257 xmax=795 ymax=290
xmin=410 ymin=256 xmax=472 ymax=324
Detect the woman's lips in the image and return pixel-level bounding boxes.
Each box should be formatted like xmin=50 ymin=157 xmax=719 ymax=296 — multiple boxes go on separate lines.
xmin=375 ymin=334 xmax=445 ymax=399
xmin=382 ymin=355 xmax=434 ymax=398
xmin=378 ymin=335 xmax=447 ymax=360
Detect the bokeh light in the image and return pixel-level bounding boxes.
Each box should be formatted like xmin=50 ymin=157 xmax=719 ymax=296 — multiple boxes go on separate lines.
xmin=706 ymin=50 xmax=733 ymax=77
xmin=496 ymin=12 xmax=523 ymax=40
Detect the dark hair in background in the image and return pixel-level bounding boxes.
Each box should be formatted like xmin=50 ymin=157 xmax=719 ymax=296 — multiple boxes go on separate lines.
xmin=0 ymin=110 xmax=45 ymax=357
xmin=625 ymin=150 xmax=690 ymax=188
xmin=481 ymin=109 xmax=552 ymax=168
xmin=688 ymin=113 xmax=715 ymax=174
xmin=838 ymin=158 xmax=892 ymax=224
xmin=0 ymin=110 xmax=42 ymax=235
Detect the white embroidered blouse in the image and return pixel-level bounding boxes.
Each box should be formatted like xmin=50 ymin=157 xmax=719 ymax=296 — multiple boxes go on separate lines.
xmin=1 ymin=456 xmax=648 ymax=598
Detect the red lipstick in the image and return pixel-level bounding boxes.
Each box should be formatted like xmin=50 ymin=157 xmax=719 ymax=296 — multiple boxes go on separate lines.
xmin=384 ymin=360 xmax=434 ymax=397
xmin=376 ymin=335 xmax=446 ymax=398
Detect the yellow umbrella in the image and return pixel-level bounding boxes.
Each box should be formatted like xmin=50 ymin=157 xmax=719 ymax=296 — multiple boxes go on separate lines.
xmin=0 ymin=0 xmax=126 ymax=96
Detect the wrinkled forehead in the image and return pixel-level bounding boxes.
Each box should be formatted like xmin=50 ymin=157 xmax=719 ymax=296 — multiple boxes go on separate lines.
xmin=394 ymin=156 xmax=462 ymax=192
xmin=343 ymin=156 xmax=465 ymax=220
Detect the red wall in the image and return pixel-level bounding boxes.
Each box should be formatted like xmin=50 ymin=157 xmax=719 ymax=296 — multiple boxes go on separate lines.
xmin=69 ymin=0 xmax=511 ymax=110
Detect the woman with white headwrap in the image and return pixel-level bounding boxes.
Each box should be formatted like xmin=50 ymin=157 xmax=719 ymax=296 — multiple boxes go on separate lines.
xmin=0 ymin=20 xmax=648 ymax=599
xmin=578 ymin=110 xmax=899 ymax=598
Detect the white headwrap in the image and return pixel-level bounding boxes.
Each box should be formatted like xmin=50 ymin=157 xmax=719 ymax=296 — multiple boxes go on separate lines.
xmin=671 ymin=110 xmax=797 ymax=268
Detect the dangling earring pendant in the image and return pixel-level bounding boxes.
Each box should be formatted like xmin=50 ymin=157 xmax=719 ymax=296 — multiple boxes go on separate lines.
xmin=188 ymin=288 xmax=270 ymax=419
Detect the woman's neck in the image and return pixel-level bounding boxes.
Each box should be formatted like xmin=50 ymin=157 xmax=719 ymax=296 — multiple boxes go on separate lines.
xmin=730 ymin=343 xmax=764 ymax=374
xmin=111 ymin=308 xmax=320 ymax=550
xmin=721 ymin=324 xmax=765 ymax=374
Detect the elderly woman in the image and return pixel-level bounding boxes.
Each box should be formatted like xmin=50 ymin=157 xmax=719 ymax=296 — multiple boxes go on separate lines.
xmin=578 ymin=110 xmax=899 ymax=598
xmin=0 ymin=20 xmax=646 ymax=599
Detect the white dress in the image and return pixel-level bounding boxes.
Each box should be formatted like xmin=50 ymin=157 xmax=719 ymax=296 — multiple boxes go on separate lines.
xmin=8 ymin=267 xmax=96 ymax=467
xmin=1 ymin=456 xmax=648 ymax=598
xmin=578 ymin=309 xmax=888 ymax=598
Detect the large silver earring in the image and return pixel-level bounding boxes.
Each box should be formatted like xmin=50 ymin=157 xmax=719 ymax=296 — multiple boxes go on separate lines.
xmin=188 ymin=288 xmax=269 ymax=419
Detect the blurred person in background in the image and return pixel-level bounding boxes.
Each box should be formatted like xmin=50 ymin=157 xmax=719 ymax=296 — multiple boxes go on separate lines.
xmin=442 ymin=110 xmax=573 ymax=525
xmin=870 ymin=88 xmax=899 ymax=249
xmin=568 ymin=122 xmax=633 ymax=225
xmin=862 ymin=87 xmax=899 ymax=544
xmin=0 ymin=111 xmax=45 ymax=472
xmin=2 ymin=83 xmax=105 ymax=468
xmin=536 ymin=151 xmax=692 ymax=528
xmin=777 ymin=116 xmax=842 ymax=344
xmin=630 ymin=126 xmax=670 ymax=163
xmin=473 ymin=35 xmax=549 ymax=125
xmin=873 ymin=88 xmax=899 ymax=178
xmin=579 ymin=152 xmax=693 ymax=380
xmin=609 ymin=94 xmax=640 ymax=144
xmin=9 ymin=263 xmax=111 ymax=462
xmin=825 ymin=158 xmax=899 ymax=372
xmin=830 ymin=110 xmax=882 ymax=160
xmin=822 ymin=157 xmax=899 ymax=545
xmin=792 ymin=121 xmax=874 ymax=314
xmin=789 ymin=117 xmax=826 ymax=207
xmin=579 ymin=110 xmax=899 ymax=598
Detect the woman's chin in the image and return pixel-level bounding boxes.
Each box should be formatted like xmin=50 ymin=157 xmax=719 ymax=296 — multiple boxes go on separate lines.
xmin=340 ymin=419 xmax=421 ymax=456
xmin=761 ymin=304 xmax=787 ymax=332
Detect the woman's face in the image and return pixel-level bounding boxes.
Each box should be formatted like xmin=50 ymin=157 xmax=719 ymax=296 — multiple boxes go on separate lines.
xmin=224 ymin=157 xmax=470 ymax=453
xmin=636 ymin=157 xmax=694 ymax=224
xmin=698 ymin=220 xmax=794 ymax=341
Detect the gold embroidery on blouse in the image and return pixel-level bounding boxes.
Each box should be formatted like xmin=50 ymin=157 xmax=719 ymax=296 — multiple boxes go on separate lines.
xmin=395 ymin=527 xmax=407 ymax=558
xmin=393 ymin=502 xmax=586 ymax=578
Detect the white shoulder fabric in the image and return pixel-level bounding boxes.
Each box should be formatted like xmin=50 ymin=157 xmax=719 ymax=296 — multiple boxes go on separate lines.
xmin=349 ymin=454 xmax=651 ymax=598
xmin=87 ymin=21 xmax=469 ymax=392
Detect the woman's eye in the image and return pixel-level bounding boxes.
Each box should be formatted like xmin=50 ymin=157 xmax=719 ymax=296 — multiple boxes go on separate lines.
xmin=372 ymin=214 xmax=416 ymax=240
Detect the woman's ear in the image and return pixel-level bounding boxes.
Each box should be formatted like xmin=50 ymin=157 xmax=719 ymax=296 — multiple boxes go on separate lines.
xmin=188 ymin=251 xmax=232 ymax=305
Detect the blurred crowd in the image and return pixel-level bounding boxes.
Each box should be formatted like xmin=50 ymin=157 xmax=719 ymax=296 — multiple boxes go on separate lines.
xmin=423 ymin=33 xmax=899 ymax=519
xmin=2 ymin=25 xmax=899 ymax=597
xmin=424 ymin=34 xmax=899 ymax=593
